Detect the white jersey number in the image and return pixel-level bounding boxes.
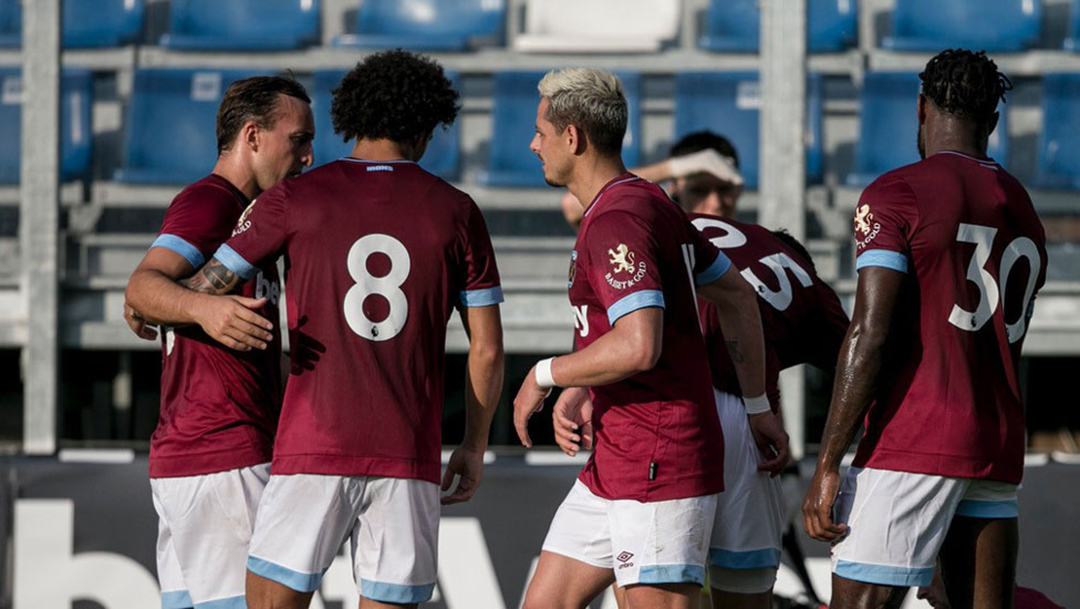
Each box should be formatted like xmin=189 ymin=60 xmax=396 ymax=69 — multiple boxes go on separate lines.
xmin=344 ymin=234 xmax=411 ymax=342
xmin=691 ymin=217 xmax=812 ymax=312
xmin=949 ymin=222 xmax=1041 ymax=343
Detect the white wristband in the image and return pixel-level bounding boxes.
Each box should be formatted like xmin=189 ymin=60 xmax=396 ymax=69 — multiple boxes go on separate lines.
xmin=743 ymin=393 xmax=771 ymax=415
xmin=535 ymin=357 xmax=558 ymax=389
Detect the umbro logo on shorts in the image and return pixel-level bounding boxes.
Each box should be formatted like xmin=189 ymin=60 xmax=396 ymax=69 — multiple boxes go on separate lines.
xmin=617 ymin=551 xmax=634 ymax=564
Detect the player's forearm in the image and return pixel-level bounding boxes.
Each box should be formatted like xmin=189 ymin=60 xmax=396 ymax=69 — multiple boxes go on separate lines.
xmin=461 ymin=339 xmax=504 ymax=451
xmin=630 ymin=160 xmax=674 ymax=183
xmin=714 ymin=283 xmax=767 ymax=399
xmin=816 ymin=320 xmax=888 ymax=472
xmin=183 ymin=258 xmax=244 ymax=296
xmin=550 ymin=321 xmax=661 ymax=387
xmin=126 ymin=268 xmax=210 ymax=327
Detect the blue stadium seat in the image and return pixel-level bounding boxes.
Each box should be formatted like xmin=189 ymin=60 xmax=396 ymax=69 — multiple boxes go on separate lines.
xmin=335 ymin=0 xmax=505 ymax=52
xmin=1065 ymin=0 xmax=1080 ymax=51
xmin=64 ymin=0 xmax=144 ymax=48
xmin=478 ymin=71 xmax=641 ymax=188
xmin=0 ymin=0 xmax=19 ymax=48
xmin=161 ymin=0 xmax=320 ymax=51
xmin=0 ymin=0 xmax=145 ymax=48
xmin=881 ymin=0 xmax=1040 ymax=52
xmin=0 ymin=68 xmax=93 ymax=183
xmin=1037 ymin=74 xmax=1080 ymax=190
xmin=699 ymin=0 xmax=857 ymax=53
xmin=846 ymin=72 xmax=1010 ymax=187
xmin=115 ymin=69 xmax=267 ymax=184
xmin=311 ymin=70 xmax=462 ymax=180
xmin=674 ymin=72 xmax=823 ymax=190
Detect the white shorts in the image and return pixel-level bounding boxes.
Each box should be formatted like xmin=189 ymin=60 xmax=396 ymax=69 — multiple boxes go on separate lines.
xmin=247 ymin=474 xmax=439 ymax=605
xmin=708 ymin=391 xmax=784 ymax=583
xmin=542 ymin=480 xmax=718 ymax=588
xmin=150 ymin=462 xmax=271 ymax=609
xmin=831 ymin=466 xmax=1019 ymax=587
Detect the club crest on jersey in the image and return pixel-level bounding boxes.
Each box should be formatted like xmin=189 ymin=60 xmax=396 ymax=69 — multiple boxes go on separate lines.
xmin=232 ymin=200 xmax=257 ymax=237
xmin=568 ymin=250 xmax=578 ymax=288
xmin=605 ymin=243 xmax=647 ymax=290
xmin=854 ymin=204 xmax=881 ymax=249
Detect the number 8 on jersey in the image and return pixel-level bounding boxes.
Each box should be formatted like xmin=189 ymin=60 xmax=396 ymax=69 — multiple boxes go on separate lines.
xmin=344 ymin=234 xmax=411 ymax=342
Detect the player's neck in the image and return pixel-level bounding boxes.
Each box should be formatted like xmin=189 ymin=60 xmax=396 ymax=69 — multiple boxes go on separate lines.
xmin=212 ymin=155 xmax=260 ymax=201
xmin=567 ymin=156 xmax=628 ymax=211
xmin=924 ymin=119 xmax=988 ymax=160
xmin=350 ymin=138 xmax=413 ymax=162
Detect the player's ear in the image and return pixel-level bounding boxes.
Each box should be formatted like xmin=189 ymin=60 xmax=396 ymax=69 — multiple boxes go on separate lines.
xmin=242 ymin=120 xmax=260 ymax=152
xmin=566 ymin=124 xmax=584 ymax=155
xmin=917 ymin=94 xmax=928 ymax=125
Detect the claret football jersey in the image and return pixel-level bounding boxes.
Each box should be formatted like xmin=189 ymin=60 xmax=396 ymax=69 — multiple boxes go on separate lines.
xmin=689 ymin=214 xmax=849 ymax=409
xmin=852 ymin=151 xmax=1046 ymax=484
xmin=569 ymin=173 xmax=730 ymax=502
xmin=149 ymin=174 xmax=283 ymax=478
xmin=215 ymin=159 xmax=502 ymax=484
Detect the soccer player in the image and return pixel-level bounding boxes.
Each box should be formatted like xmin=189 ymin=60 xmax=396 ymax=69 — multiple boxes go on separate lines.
xmin=802 ymin=49 xmax=1047 ymax=609
xmin=123 ymin=76 xmax=315 ymax=609
xmin=564 ymin=211 xmax=848 ymax=606
xmin=689 ymin=216 xmax=848 ymax=607
xmin=512 ymin=68 xmax=786 ymax=609
xmin=180 ymin=50 xmax=504 ymax=609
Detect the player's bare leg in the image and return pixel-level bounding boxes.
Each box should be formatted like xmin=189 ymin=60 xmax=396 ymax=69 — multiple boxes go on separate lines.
xmin=522 ymin=551 xmax=615 ymax=609
xmin=938 ymin=516 xmax=1017 ymax=609
xmin=828 ymin=576 xmax=907 ymax=609
xmin=624 ymin=582 xmax=702 ymax=609
xmin=246 ymin=571 xmax=314 ymax=609
xmin=613 ymin=583 xmax=628 ymax=608
xmin=710 ymin=588 xmax=771 ymax=609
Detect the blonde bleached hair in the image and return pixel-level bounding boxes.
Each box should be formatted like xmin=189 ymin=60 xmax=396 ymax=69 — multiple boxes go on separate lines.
xmin=537 ymin=68 xmax=627 ymax=155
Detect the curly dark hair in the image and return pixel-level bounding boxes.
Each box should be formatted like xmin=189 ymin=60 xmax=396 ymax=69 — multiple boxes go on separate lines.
xmin=919 ymin=49 xmax=1013 ymax=124
xmin=331 ymin=49 xmax=460 ymax=146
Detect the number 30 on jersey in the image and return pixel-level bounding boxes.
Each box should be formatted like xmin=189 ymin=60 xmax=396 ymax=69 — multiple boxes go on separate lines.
xmin=950 ymin=222 xmax=1041 ymax=343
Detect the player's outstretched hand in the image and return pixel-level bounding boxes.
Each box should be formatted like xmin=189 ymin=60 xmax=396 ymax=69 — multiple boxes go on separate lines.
xmin=193 ymin=295 xmax=273 ymax=352
xmin=123 ymin=302 xmax=158 ymax=341
xmin=552 ymin=386 xmax=593 ymax=457
xmin=513 ymin=364 xmax=552 ymax=448
xmin=441 ymin=446 xmax=485 ymax=505
xmin=748 ymin=411 xmax=789 ymax=477
xmin=802 ymin=468 xmax=847 ymax=542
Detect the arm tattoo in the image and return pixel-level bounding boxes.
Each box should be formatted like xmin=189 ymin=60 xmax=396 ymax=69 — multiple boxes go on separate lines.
xmin=726 ymin=340 xmax=745 ymax=364
xmin=182 ymin=259 xmax=241 ymax=295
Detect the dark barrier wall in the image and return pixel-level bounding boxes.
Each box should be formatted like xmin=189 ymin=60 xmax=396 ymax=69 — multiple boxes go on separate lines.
xmin=1 ymin=454 xmax=1077 ymax=608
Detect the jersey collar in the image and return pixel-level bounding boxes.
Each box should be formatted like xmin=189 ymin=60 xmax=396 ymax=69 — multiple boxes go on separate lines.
xmin=582 ymin=173 xmax=641 ymax=219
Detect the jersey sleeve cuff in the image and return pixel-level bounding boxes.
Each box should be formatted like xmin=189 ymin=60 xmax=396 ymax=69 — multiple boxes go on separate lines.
xmin=150 ymin=234 xmax=205 ymax=269
xmin=608 ymin=289 xmax=665 ymax=325
xmin=459 ymin=286 xmax=504 ymax=307
xmin=856 ymin=250 xmax=909 ymax=273
xmin=213 ymin=243 xmax=259 ymax=280
xmin=696 ymin=252 xmax=732 ymax=285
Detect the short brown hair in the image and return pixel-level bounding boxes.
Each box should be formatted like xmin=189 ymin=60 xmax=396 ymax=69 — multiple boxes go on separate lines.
xmin=216 ymin=76 xmax=311 ymax=155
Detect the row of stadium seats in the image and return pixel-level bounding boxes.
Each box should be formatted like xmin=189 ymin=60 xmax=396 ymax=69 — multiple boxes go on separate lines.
xmin=2 ymin=68 xmax=1079 ymax=190
xmin=2 ymin=0 xmax=1078 ymax=53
